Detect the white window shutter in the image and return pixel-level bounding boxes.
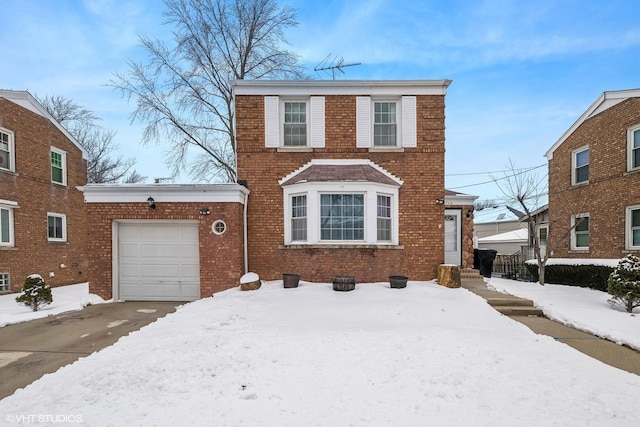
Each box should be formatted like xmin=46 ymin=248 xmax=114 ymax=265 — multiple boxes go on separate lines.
xmin=402 ymin=96 xmax=417 ymax=148
xmin=310 ymin=96 xmax=325 ymax=148
xmin=264 ymin=96 xmax=280 ymax=148
xmin=356 ymin=96 xmax=371 ymax=148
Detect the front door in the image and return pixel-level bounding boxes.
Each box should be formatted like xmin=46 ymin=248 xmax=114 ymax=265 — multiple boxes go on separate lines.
xmin=444 ymin=209 xmax=462 ymax=265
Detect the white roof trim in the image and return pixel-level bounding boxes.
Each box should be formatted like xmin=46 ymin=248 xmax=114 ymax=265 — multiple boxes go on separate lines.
xmin=81 ymin=183 xmax=250 ymax=204
xmin=232 ymin=79 xmax=452 ymax=96
xmin=278 ymin=159 xmax=404 ymax=186
xmin=0 ymin=90 xmax=89 ymax=160
xmin=444 ymin=191 xmax=478 ymax=206
xmin=546 ymin=88 xmax=640 ymax=160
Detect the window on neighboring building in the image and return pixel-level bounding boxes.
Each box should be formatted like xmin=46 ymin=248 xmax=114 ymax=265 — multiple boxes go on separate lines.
xmin=283 ymin=101 xmax=307 ymax=146
xmin=629 ymin=126 xmax=640 ymax=171
xmin=0 ymin=128 xmax=15 ymax=172
xmin=291 ymin=195 xmax=307 ymax=242
xmin=320 ymin=194 xmax=364 ymax=241
xmin=571 ymin=214 xmax=589 ymax=250
xmin=627 ymin=205 xmax=640 ymax=250
xmin=377 ymin=195 xmax=392 ymax=241
xmin=572 ymin=147 xmax=589 ymax=185
xmin=51 ymin=148 xmax=67 ymax=185
xmin=0 ymin=273 xmax=9 ymax=291
xmin=538 ymin=226 xmax=548 ymax=247
xmin=47 ymin=213 xmax=67 ymax=242
xmin=0 ymin=203 xmax=15 ymax=247
xmin=373 ymin=101 xmax=397 ymax=147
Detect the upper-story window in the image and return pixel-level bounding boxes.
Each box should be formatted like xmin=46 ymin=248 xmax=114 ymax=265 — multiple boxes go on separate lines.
xmin=51 ymin=147 xmax=67 ymax=185
xmin=0 ymin=128 xmax=15 ymax=173
xmin=264 ymin=96 xmax=324 ymax=148
xmin=283 ymin=101 xmax=307 ymax=146
xmin=374 ymin=102 xmax=397 ymax=147
xmin=357 ymin=96 xmax=416 ymax=149
xmin=572 ymin=146 xmax=589 ymax=185
xmin=628 ymin=126 xmax=640 ymax=172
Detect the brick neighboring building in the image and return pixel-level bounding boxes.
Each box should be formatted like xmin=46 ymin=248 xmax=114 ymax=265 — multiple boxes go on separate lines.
xmin=0 ymin=90 xmax=88 ymax=292
xmin=233 ymin=79 xmax=476 ymax=283
xmin=546 ymin=89 xmax=640 ymax=259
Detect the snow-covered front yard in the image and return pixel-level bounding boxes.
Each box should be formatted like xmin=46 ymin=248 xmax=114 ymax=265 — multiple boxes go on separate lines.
xmin=1 ymin=279 xmax=639 ymax=426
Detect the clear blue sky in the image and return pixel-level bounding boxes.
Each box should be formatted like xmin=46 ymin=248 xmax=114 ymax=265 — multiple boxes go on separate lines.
xmin=1 ymin=0 xmax=639 ymax=207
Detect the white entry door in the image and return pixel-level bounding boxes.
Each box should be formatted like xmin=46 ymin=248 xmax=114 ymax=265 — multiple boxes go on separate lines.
xmin=444 ymin=209 xmax=462 ymax=265
xmin=117 ymin=221 xmax=200 ymax=301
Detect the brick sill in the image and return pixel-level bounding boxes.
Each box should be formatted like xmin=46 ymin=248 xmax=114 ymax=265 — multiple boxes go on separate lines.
xmin=279 ymin=244 xmax=404 ymax=250
xmin=0 ymin=246 xmax=18 ymax=251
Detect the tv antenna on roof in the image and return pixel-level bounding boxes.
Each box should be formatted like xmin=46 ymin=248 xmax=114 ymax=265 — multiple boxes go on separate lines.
xmin=314 ymin=54 xmax=361 ymax=79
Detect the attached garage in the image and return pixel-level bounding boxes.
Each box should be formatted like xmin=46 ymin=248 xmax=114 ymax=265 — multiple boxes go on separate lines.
xmin=82 ymin=184 xmax=249 ymax=301
xmin=117 ymin=221 xmax=200 ymax=301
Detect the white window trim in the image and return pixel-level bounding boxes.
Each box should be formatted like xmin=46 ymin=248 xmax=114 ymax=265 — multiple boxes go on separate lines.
xmin=283 ymin=182 xmax=399 ymax=245
xmin=628 ymin=125 xmax=640 ymax=172
xmin=264 ymin=96 xmax=325 ymax=148
xmin=0 ymin=200 xmax=16 ymax=247
xmin=626 ymin=205 xmax=640 ymax=250
xmin=0 ymin=127 xmax=16 ymax=173
xmin=51 ymin=147 xmax=67 ymax=186
xmin=47 ymin=212 xmax=67 ymax=242
xmin=571 ymin=213 xmax=589 ymax=251
xmin=571 ymin=146 xmax=589 ymax=186
xmin=357 ymin=96 xmax=416 ymax=149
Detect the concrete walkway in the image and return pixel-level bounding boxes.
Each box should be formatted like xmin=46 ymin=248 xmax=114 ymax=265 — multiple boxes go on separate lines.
xmin=0 ymin=301 xmax=182 ymax=400
xmin=461 ymin=278 xmax=640 ymax=376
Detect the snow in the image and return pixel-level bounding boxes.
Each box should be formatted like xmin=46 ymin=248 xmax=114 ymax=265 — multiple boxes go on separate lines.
xmin=0 ymin=283 xmax=106 ymax=328
xmin=240 ymin=272 xmax=260 ymax=284
xmin=525 ymin=258 xmax=621 ymax=267
xmin=488 ymin=277 xmax=640 ymax=350
xmin=1 ymin=280 xmax=640 ymax=426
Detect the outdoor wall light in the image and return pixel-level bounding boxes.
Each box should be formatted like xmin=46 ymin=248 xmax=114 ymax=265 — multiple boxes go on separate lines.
xmin=466 ymin=208 xmax=474 ymax=218
xmin=200 ymin=207 xmax=211 ymax=215
xmin=435 ymin=198 xmax=445 ymax=205
xmin=147 ymin=196 xmax=156 ymax=209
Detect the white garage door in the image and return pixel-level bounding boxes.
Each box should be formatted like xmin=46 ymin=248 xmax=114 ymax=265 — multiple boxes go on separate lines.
xmin=118 ymin=221 xmax=200 ymax=301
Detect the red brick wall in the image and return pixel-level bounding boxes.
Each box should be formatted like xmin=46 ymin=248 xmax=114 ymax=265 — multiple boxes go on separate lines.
xmin=0 ymin=98 xmax=88 ymax=290
xmin=549 ymin=97 xmax=640 ymax=258
xmin=236 ymin=94 xmax=447 ymax=283
xmin=85 ymin=202 xmax=245 ymax=300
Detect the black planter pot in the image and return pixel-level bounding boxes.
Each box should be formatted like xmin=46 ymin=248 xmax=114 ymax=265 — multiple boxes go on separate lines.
xmin=389 ymin=275 xmax=408 ymax=288
xmin=282 ymin=273 xmax=300 ymax=288
xmin=332 ymin=276 xmax=356 ymax=291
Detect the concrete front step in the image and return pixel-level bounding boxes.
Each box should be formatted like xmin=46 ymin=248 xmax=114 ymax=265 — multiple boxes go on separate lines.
xmin=494 ymin=306 xmax=544 ymax=316
xmin=460 ymin=268 xmax=483 ymax=279
xmin=487 ymin=297 xmax=535 ymax=307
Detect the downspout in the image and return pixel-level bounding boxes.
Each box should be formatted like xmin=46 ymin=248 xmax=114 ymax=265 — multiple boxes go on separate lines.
xmin=243 ymin=190 xmax=249 ymax=274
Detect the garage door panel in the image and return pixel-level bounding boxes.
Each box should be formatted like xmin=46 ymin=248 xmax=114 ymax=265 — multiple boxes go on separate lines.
xmin=118 ymin=222 xmax=200 ymax=301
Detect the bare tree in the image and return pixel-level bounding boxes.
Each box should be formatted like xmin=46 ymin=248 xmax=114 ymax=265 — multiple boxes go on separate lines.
xmin=492 ymin=159 xmax=584 ymax=285
xmin=109 ymin=0 xmax=307 ymax=183
xmin=37 ymin=95 xmax=146 ymax=184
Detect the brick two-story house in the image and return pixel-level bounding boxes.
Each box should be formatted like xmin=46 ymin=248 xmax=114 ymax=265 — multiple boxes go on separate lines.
xmin=0 ymin=90 xmax=88 ymax=292
xmin=233 ymin=79 xmax=475 ymax=283
xmin=546 ymin=89 xmax=640 ymax=259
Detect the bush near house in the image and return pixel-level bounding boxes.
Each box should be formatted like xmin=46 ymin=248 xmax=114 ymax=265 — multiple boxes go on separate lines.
xmin=607 ymin=254 xmax=640 ymax=313
xmin=525 ymin=263 xmax=614 ymax=291
xmin=15 ymin=275 xmax=53 ymax=312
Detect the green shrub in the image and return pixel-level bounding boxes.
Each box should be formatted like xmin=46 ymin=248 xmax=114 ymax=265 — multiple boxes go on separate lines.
xmin=525 ymin=263 xmax=614 ymax=291
xmin=15 ymin=275 xmax=53 ymax=312
xmin=607 ymin=254 xmax=640 ymax=313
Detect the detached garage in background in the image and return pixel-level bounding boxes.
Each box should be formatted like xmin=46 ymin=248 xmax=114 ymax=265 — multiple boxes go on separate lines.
xmin=82 ymin=184 xmax=249 ymax=301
